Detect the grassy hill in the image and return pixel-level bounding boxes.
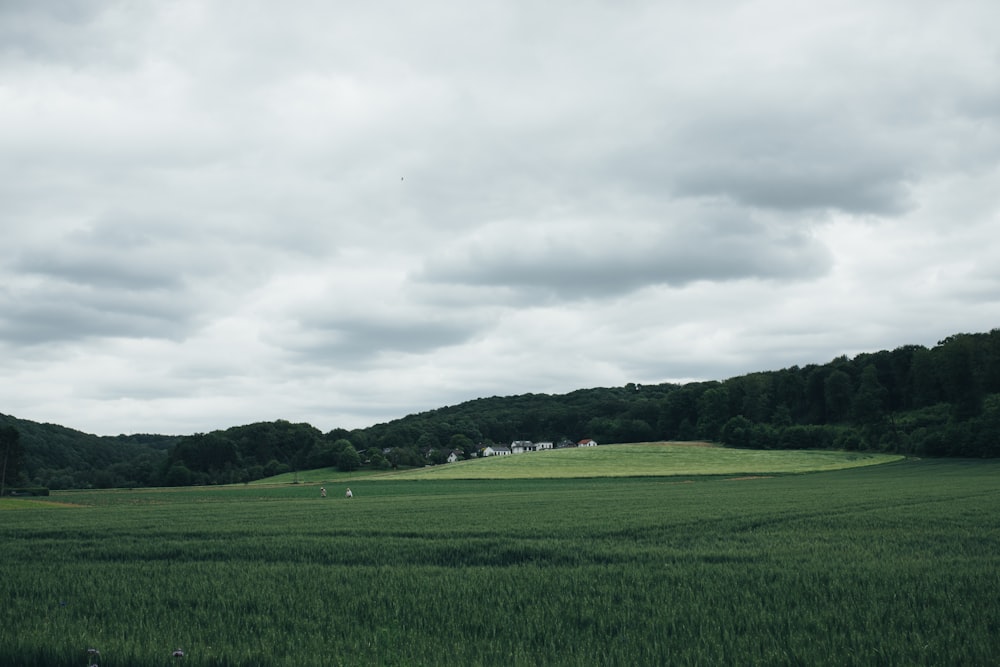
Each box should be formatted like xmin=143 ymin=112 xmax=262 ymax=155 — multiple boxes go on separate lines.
xmin=6 ymin=329 xmax=999 ymax=491
xmin=248 ymin=442 xmax=903 ymax=485
xmin=384 ymin=442 xmax=904 ymax=480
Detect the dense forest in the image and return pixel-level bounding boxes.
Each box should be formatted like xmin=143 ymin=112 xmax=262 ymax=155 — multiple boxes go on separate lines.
xmin=2 ymin=329 xmax=999 ymax=491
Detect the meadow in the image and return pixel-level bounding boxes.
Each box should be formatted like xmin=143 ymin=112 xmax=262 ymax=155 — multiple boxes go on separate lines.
xmin=256 ymin=442 xmax=904 ymax=484
xmin=1 ymin=450 xmax=998 ymax=666
xmin=382 ymin=442 xmax=904 ymax=480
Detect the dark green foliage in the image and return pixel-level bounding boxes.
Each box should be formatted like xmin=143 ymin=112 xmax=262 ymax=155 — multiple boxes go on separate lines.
xmin=824 ymin=369 xmax=853 ymax=422
xmin=1 ymin=425 xmax=24 ymax=493
xmin=0 ymin=415 xmax=177 ymax=490
xmin=696 ymin=385 xmax=730 ymax=440
xmin=157 ymin=420 xmax=322 ymax=485
xmin=1 ymin=486 xmax=48 ymax=496
xmin=336 ymin=444 xmax=361 ymax=472
xmin=448 ymin=433 xmax=475 ymax=457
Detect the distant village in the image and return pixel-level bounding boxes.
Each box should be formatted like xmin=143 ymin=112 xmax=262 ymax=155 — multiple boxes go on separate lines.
xmin=412 ymin=438 xmax=599 ymax=464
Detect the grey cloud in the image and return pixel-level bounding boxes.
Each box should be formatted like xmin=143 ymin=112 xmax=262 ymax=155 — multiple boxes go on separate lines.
xmin=603 ymin=105 xmax=920 ymax=216
xmin=671 ymin=151 xmax=913 ymax=215
xmin=8 ymin=216 xmax=223 ymax=291
xmin=419 ymin=215 xmax=832 ymax=299
xmin=0 ymin=0 xmax=100 ymax=26
xmin=0 ymin=285 xmax=194 ymax=345
xmin=0 ymin=1 xmax=120 ymax=64
xmin=14 ymin=239 xmax=183 ymax=292
xmin=1 ymin=220 xmax=225 ymax=346
xmin=284 ymin=314 xmax=481 ymax=367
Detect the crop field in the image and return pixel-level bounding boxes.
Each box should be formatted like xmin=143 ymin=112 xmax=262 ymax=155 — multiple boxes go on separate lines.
xmin=2 ymin=454 xmax=999 ymax=666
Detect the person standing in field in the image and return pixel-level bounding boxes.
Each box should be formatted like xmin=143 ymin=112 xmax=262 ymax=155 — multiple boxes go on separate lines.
xmin=320 ymin=487 xmax=326 ymax=498
xmin=345 ymin=488 xmax=353 ymax=498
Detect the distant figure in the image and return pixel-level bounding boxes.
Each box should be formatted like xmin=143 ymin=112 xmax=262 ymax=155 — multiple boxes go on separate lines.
xmin=320 ymin=487 xmax=326 ymax=498
xmin=345 ymin=488 xmax=353 ymax=499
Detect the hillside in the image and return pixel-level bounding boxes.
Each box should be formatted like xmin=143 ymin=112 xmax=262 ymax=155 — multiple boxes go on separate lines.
xmin=0 ymin=413 xmax=178 ymax=490
xmin=3 ymin=329 xmax=999 ymax=490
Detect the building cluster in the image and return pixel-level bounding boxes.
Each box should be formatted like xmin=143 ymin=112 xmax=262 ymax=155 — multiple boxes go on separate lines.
xmin=480 ymin=438 xmax=598 ymax=457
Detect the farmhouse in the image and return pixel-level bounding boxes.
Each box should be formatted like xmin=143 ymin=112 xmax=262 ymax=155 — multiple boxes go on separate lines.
xmin=506 ymin=440 xmax=576 ymax=454
xmin=479 ymin=439 xmax=596 ymax=457
xmin=511 ymin=440 xmax=532 ymax=454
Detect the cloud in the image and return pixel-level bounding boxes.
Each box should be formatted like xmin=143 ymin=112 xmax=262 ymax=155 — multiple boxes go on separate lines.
xmin=664 ymin=111 xmax=919 ymax=215
xmin=282 ymin=313 xmax=482 ymax=368
xmin=418 ymin=206 xmax=832 ymax=299
xmin=1 ymin=0 xmax=999 ymax=435
xmin=1 ymin=216 xmax=260 ymax=346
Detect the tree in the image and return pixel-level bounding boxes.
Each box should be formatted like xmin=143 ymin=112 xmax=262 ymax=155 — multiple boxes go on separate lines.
xmin=720 ymin=416 xmax=753 ymax=448
xmin=908 ymin=347 xmax=942 ymax=408
xmin=853 ymin=364 xmax=889 ymax=427
xmin=734 ymin=373 xmax=773 ymax=423
xmin=337 ymin=444 xmax=361 ymax=472
xmin=448 ymin=434 xmax=475 ymax=458
xmin=306 ymin=441 xmax=341 ymax=469
xmin=824 ymin=370 xmax=853 ymax=423
xmin=164 ymin=463 xmax=193 ymax=487
xmin=415 ymin=432 xmax=440 ymax=452
xmin=369 ymin=450 xmax=391 ymax=470
xmin=696 ymin=386 xmax=730 ymax=441
xmin=938 ymin=335 xmax=982 ymax=419
xmin=1 ymin=426 xmax=23 ymax=495
xmin=657 ymin=387 xmax=700 ymax=438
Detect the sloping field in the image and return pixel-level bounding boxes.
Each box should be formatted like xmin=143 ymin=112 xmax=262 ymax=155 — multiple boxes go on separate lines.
xmin=382 ymin=441 xmax=903 ymax=480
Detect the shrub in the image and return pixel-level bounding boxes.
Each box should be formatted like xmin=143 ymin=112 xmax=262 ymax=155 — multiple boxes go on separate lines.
xmin=2 ymin=487 xmax=49 ymax=497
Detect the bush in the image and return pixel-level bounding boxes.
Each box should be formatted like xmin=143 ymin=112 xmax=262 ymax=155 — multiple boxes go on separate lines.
xmin=777 ymin=425 xmax=836 ymax=450
xmin=2 ymin=487 xmax=49 ymax=497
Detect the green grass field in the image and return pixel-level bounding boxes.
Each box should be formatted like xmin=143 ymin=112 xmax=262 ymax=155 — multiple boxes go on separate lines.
xmin=1 ymin=450 xmax=998 ymax=666
xmin=382 ymin=442 xmax=904 ymax=480
xmin=251 ymin=442 xmax=903 ymax=484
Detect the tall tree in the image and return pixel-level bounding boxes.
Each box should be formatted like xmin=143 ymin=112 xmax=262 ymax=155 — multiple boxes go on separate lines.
xmin=696 ymin=386 xmax=730 ymax=441
xmin=938 ymin=335 xmax=982 ymax=419
xmin=852 ymin=364 xmax=888 ymax=426
xmin=1 ymin=426 xmax=23 ymax=495
xmin=337 ymin=444 xmax=361 ymax=472
xmin=824 ymin=370 xmax=853 ymax=423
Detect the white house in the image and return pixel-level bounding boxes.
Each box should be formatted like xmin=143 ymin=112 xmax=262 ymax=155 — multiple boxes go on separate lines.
xmin=483 ymin=446 xmax=512 ymax=457
xmin=510 ymin=440 xmax=532 ymax=454
xmin=577 ymin=438 xmax=598 ymax=447
xmin=534 ymin=441 xmax=554 ymax=451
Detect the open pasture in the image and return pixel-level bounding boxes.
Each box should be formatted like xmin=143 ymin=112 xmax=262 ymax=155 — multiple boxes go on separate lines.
xmin=248 ymin=442 xmax=903 ymax=485
xmin=2 ymin=458 xmax=999 ymax=666
xmin=381 ymin=441 xmax=904 ymax=480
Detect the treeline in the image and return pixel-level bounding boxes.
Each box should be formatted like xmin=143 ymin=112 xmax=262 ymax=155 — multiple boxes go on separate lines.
xmin=355 ymin=330 xmax=1000 ymax=459
xmin=0 ymin=416 xmax=180 ymax=491
xmin=5 ymin=330 xmax=1000 ymax=489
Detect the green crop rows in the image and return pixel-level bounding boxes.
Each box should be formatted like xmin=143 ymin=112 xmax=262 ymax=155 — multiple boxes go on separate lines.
xmin=2 ymin=459 xmax=999 ymax=666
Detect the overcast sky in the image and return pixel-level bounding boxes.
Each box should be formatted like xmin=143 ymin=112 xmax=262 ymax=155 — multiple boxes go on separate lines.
xmin=2 ymin=1 xmax=999 ymax=436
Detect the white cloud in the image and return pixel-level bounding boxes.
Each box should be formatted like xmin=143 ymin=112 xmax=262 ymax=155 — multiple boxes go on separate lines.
xmin=1 ymin=0 xmax=999 ymax=435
